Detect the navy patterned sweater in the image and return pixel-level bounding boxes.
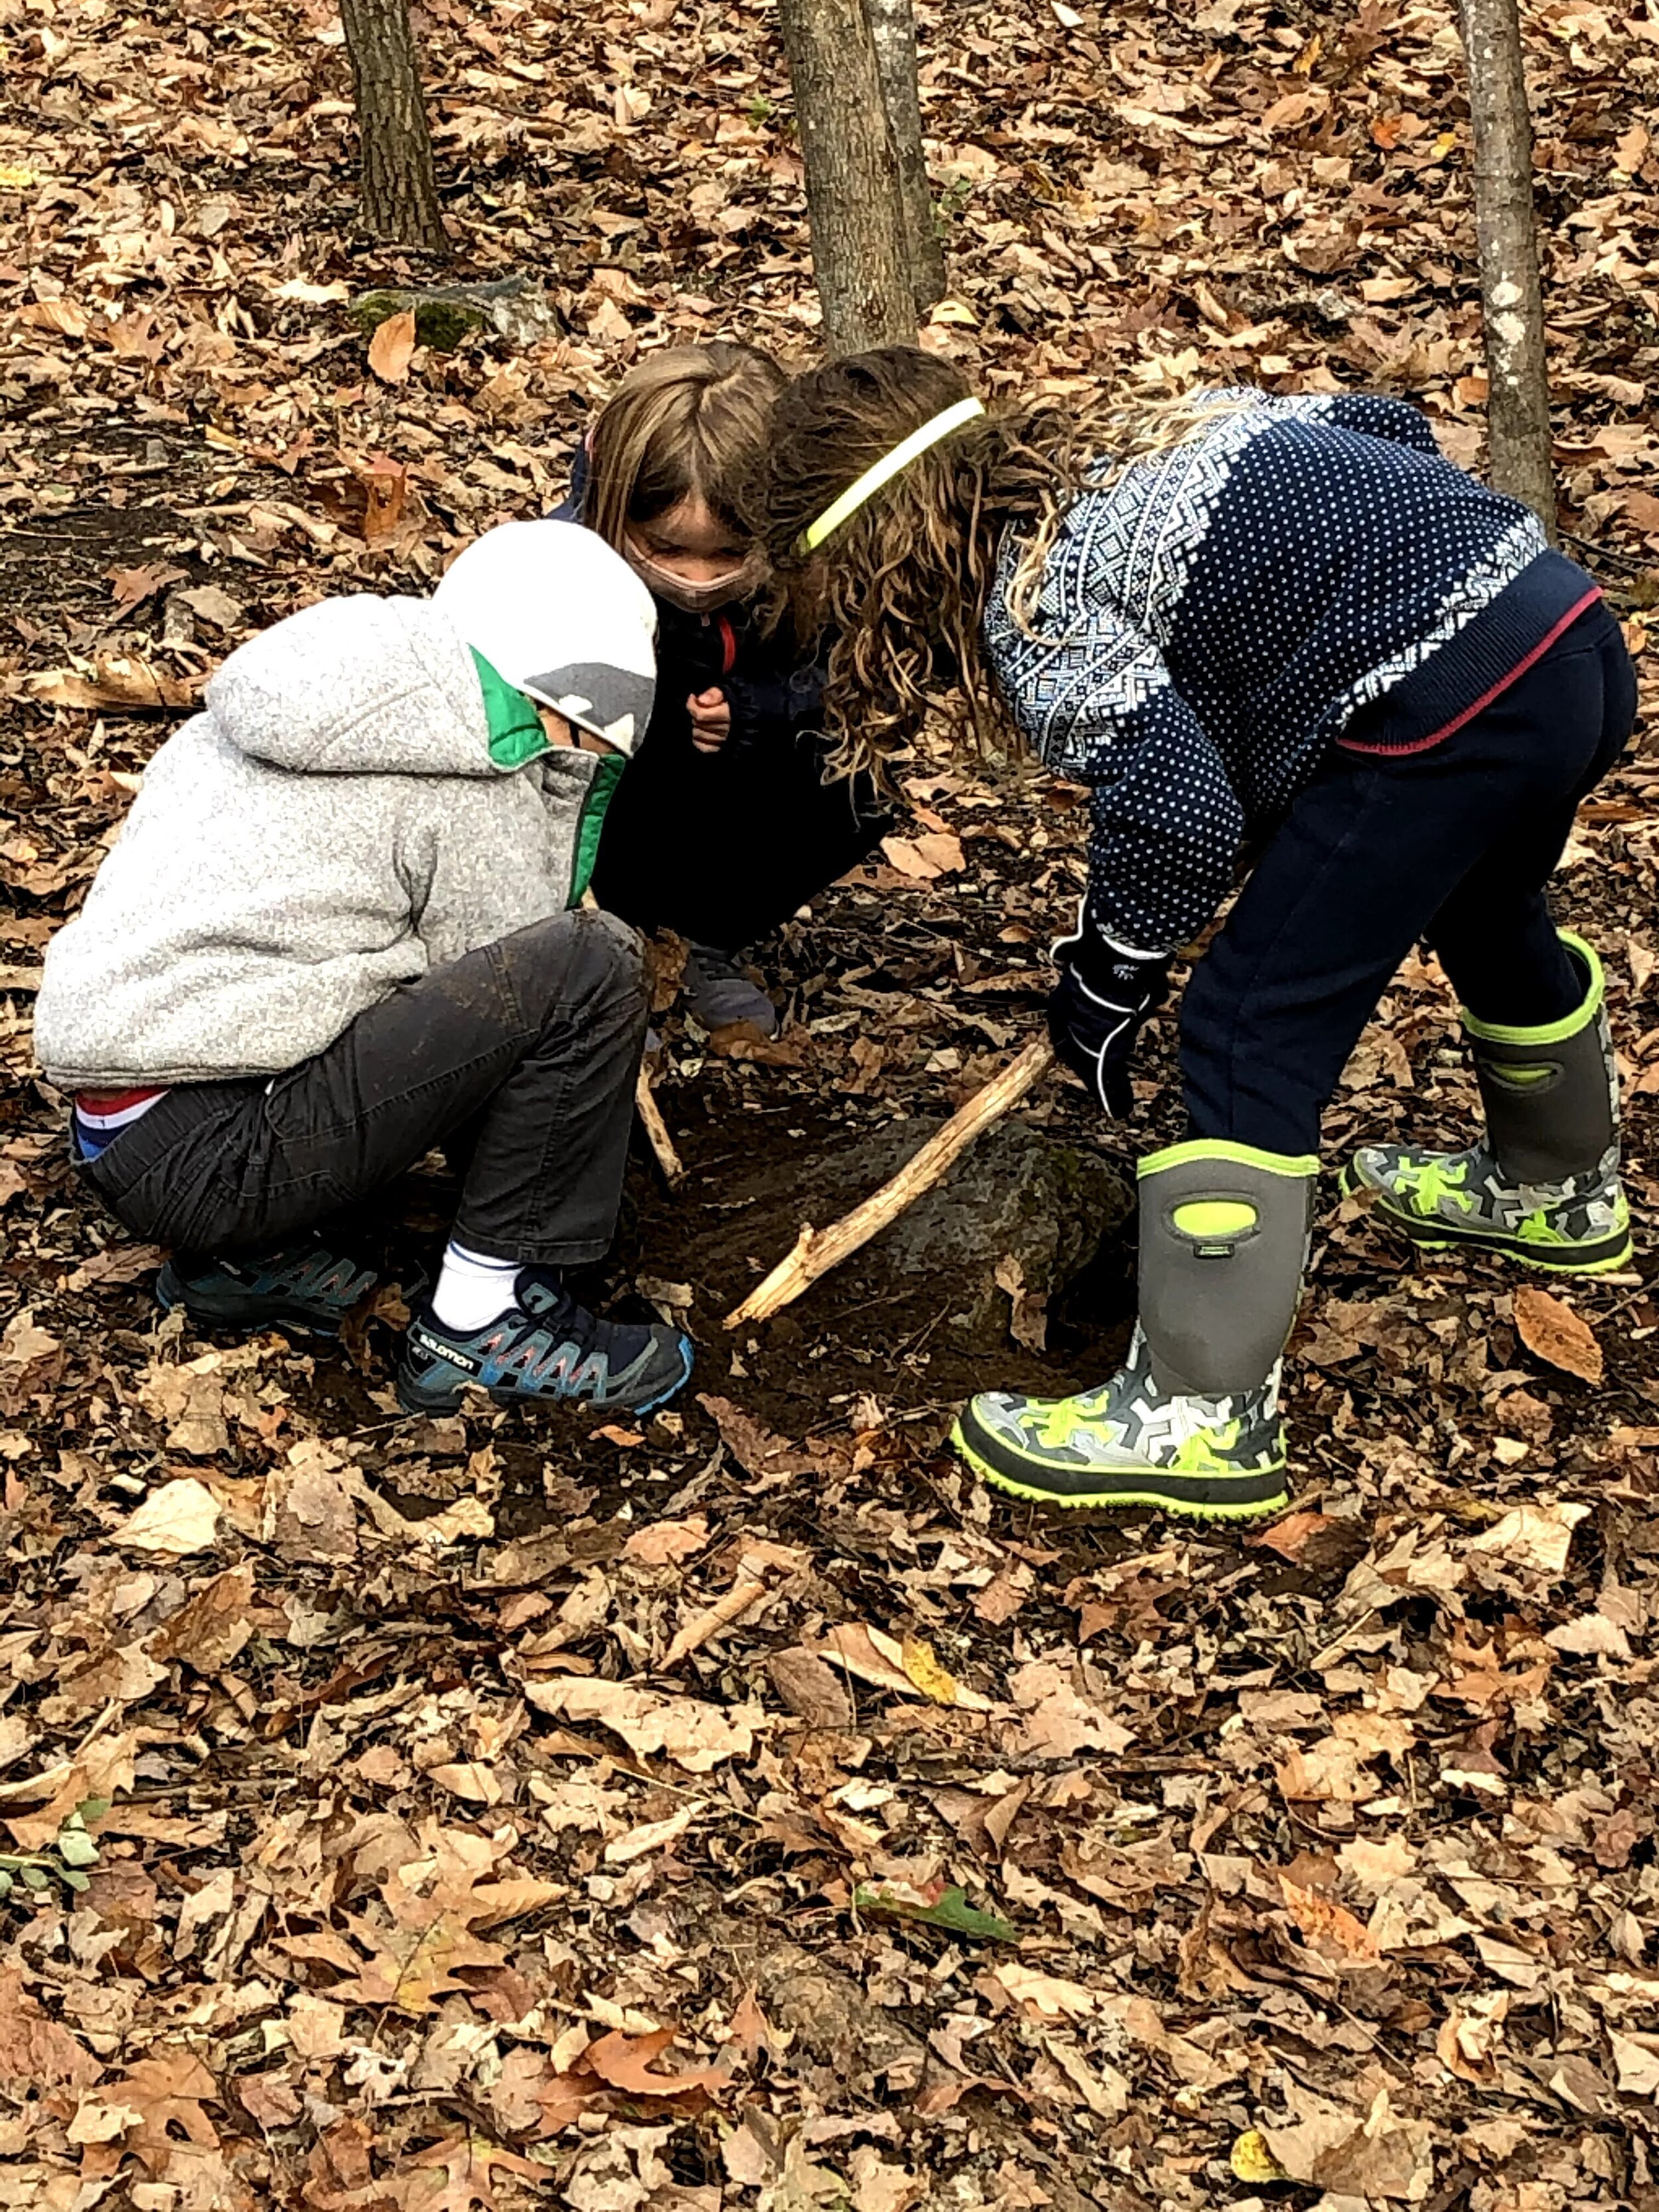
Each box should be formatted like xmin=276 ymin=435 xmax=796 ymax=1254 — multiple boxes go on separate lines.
xmin=983 ymin=390 xmax=1597 ymax=956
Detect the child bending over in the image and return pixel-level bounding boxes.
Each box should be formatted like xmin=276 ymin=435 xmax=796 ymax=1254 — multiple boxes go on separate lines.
xmin=757 ymin=347 xmax=1635 ymax=1522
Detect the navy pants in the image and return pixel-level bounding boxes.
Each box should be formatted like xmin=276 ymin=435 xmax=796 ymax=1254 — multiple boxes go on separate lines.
xmin=1182 ymin=601 xmax=1638 ymax=1157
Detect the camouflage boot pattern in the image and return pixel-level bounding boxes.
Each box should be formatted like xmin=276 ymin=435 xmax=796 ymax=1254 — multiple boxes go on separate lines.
xmin=952 ymin=1140 xmax=1315 ymax=1521
xmin=952 ymin=1323 xmax=1290 ymax=1521
xmin=1346 ymin=931 xmax=1631 ymax=1276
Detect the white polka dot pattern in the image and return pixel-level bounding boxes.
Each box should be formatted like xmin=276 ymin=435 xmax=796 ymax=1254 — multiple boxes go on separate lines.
xmin=984 ymin=389 xmax=1550 ymax=955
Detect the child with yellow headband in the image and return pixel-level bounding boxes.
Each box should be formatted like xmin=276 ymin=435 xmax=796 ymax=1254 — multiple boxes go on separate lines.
xmin=757 ymin=346 xmax=1636 ymax=1523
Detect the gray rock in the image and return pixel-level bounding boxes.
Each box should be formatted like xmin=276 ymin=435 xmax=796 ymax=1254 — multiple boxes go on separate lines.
xmin=830 ymin=1116 xmax=1130 ymax=1348
xmin=691 ymin=1116 xmax=1130 ymax=1351
xmin=348 ymin=273 xmax=561 ymax=353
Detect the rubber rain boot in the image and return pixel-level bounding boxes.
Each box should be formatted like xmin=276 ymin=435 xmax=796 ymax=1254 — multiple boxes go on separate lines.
xmin=952 ymin=1140 xmax=1314 ymax=1521
xmin=1346 ymin=930 xmax=1630 ymax=1274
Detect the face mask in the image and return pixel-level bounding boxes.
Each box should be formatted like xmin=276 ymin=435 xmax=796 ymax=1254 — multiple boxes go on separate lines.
xmin=624 ymin=541 xmax=762 ymax=615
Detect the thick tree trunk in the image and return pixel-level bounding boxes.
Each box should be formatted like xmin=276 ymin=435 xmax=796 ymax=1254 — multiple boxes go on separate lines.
xmin=776 ymin=0 xmax=917 ymax=356
xmin=338 ymin=0 xmax=449 ymax=257
xmin=865 ymin=0 xmax=946 ymax=313
xmin=1456 ymin=0 xmax=1555 ymax=536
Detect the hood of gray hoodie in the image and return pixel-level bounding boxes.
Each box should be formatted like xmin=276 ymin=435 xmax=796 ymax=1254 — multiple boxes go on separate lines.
xmin=208 ymin=593 xmax=516 ymax=778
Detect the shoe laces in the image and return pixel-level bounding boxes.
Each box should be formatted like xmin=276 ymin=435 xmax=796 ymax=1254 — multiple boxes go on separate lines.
xmin=687 ymin=943 xmax=747 ymax=985
xmin=279 ymin=1247 xmax=376 ymax=1304
xmin=516 ymin=1270 xmax=654 ymax=1363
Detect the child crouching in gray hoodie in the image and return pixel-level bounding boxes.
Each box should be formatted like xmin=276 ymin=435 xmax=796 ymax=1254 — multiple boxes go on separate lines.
xmin=35 ymin=520 xmax=693 ymax=1416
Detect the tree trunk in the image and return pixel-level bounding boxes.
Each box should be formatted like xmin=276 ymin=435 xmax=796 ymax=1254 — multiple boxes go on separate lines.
xmin=338 ymin=0 xmax=449 ymax=257
xmin=777 ymin=0 xmax=917 ymax=356
xmin=865 ymin=0 xmax=946 ymax=313
xmin=1456 ymin=0 xmax=1555 ymax=536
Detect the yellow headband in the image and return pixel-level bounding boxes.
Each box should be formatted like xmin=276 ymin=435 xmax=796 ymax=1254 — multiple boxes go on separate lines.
xmin=798 ymin=396 xmax=986 ymax=553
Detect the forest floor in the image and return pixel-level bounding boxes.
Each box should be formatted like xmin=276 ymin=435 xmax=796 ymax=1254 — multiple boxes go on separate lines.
xmin=3 ymin=0 xmax=1659 ymax=2204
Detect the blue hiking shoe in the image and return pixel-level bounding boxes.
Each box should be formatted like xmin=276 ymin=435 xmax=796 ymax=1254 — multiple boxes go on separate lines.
xmin=396 ymin=1268 xmax=693 ymax=1416
xmin=157 ymin=1245 xmax=377 ymax=1335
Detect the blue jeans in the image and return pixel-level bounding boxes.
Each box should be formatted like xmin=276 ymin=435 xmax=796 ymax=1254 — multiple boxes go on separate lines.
xmin=1180 ymin=599 xmax=1638 ymax=1156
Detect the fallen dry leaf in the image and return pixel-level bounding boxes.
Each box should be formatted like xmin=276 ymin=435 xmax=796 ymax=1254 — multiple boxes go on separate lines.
xmin=1512 ymin=1286 xmax=1603 ymax=1385
xmin=117 ymin=1477 xmax=222 ymax=1557
xmin=991 ymin=1961 xmax=1098 ymax=2020
xmin=1260 ymin=2087 xmax=1435 ymax=2202
xmin=368 ymin=308 xmax=417 ymax=384
xmin=1467 ymin=1500 xmax=1590 ymax=1578
xmin=522 ymin=1677 xmax=764 ymax=1772
xmin=0 ymin=1970 xmax=101 ymax=2091
xmin=1277 ymin=1872 xmax=1382 ymax=1966
xmin=146 ymin=1565 xmax=255 ymax=1674
xmin=581 ymin=2028 xmax=724 ymax=2099
xmin=28 ymin=656 xmax=196 ymax=711
xmin=880 ymin=831 xmax=965 ymax=881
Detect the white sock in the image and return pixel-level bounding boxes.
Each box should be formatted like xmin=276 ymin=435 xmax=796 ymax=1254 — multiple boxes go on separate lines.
xmin=433 ymin=1242 xmax=522 ymax=1333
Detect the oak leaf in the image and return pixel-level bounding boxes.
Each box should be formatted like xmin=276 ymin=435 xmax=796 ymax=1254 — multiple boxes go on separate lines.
xmin=147 ymin=1565 xmax=255 ymax=1674
xmin=117 ymin=1477 xmax=221 ymax=1557
xmin=387 ymin=2132 xmax=549 ymax=2211
xmin=0 ymin=1968 xmax=101 ymax=2091
xmin=581 ymin=2028 xmax=724 ymax=2100
xmin=1277 ymin=1872 xmax=1382 ymax=1966
xmin=72 ymin=2049 xmax=219 ymax=2177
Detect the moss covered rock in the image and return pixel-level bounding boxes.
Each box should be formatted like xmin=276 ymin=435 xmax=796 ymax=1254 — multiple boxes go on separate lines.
xmin=348 ymin=273 xmax=561 ymax=353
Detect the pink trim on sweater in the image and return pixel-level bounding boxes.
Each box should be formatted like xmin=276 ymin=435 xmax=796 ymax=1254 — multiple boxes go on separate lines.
xmin=1336 ymin=585 xmax=1604 ymax=758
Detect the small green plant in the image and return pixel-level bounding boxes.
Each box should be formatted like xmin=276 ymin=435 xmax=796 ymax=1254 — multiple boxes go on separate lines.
xmin=745 ymin=93 xmax=774 ymax=127
xmin=935 ymin=175 xmax=975 ymax=234
xmin=0 ymin=1803 xmax=103 ymax=1901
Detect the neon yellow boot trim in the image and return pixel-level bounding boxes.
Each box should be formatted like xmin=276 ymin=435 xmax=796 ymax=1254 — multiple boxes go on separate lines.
xmin=1172 ymin=1200 xmax=1258 ymax=1238
xmin=952 ymin=1424 xmax=1291 ymax=1524
xmin=1140 ymin=1138 xmax=1319 ymax=1182
xmin=1462 ymin=931 xmax=1603 ymax=1047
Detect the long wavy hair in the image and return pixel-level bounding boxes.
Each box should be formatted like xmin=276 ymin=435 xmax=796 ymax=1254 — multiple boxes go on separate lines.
xmin=756 ymin=346 xmax=1237 ymax=783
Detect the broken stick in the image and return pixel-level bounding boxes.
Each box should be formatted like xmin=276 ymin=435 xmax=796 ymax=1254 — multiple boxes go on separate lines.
xmin=635 ymin=1063 xmax=684 ymax=1186
xmin=723 ymin=1036 xmax=1055 ymax=1328
xmin=581 ymin=889 xmax=685 ymax=1186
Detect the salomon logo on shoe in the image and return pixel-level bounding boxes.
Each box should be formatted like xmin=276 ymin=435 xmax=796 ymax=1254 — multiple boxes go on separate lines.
xmin=396 ymin=1268 xmax=693 ymax=1418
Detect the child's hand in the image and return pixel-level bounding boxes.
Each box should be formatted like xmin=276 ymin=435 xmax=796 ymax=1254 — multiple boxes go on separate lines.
xmin=1047 ymin=919 xmax=1170 ymax=1118
xmin=687 ymin=688 xmax=732 ymax=754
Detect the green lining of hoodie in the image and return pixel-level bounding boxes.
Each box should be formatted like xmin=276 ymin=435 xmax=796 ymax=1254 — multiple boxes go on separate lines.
xmin=569 ymin=755 xmax=622 ymax=906
xmin=472 ymin=648 xmax=549 ymax=769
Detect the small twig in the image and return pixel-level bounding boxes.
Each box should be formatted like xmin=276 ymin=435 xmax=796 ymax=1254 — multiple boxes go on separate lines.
xmin=634 ymin=1063 xmax=684 ymax=1187
xmin=1562 ymin=532 xmax=1651 ymax=574
xmin=579 ymin=890 xmax=684 ymax=1187
xmin=657 ymin=1578 xmax=770 ymax=1670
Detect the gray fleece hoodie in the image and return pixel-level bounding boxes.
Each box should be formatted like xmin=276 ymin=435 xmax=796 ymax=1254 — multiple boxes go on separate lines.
xmin=36 ymin=594 xmax=619 ymax=1089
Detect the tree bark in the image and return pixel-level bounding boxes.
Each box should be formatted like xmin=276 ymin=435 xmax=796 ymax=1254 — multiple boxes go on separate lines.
xmin=338 ymin=0 xmax=449 ymax=257
xmin=865 ymin=0 xmax=946 ymax=312
xmin=776 ymin=0 xmax=918 ymax=356
xmin=1456 ymin=0 xmax=1555 ymax=536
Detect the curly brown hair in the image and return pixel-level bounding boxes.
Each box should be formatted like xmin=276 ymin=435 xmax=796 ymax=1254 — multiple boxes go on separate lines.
xmin=757 ymin=346 xmax=1236 ymax=784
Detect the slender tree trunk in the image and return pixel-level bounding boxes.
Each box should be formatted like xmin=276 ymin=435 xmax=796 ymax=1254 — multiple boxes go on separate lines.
xmin=338 ymin=0 xmax=449 ymax=256
xmin=865 ymin=0 xmax=946 ymax=312
xmin=777 ymin=0 xmax=917 ymax=356
xmin=1456 ymin=0 xmax=1555 ymax=536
